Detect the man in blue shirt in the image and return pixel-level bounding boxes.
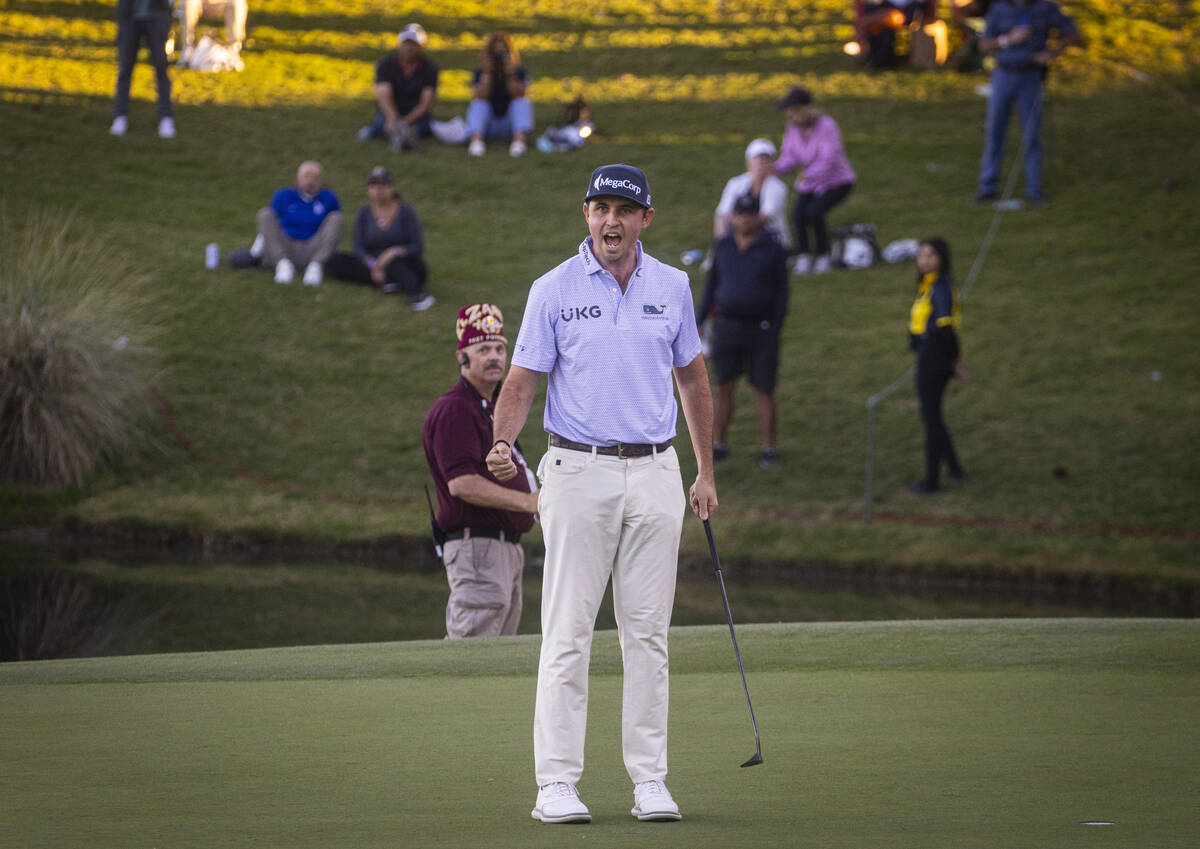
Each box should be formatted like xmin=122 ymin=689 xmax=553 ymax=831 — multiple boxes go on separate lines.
xmin=975 ymin=0 xmax=1081 ymax=203
xmin=696 ymin=193 xmax=790 ymax=469
xmin=253 ymin=161 xmax=342 ymax=285
xmin=486 ymin=164 xmax=717 ymax=826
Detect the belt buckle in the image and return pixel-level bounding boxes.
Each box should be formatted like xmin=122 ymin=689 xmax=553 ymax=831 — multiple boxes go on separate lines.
xmin=617 ymin=443 xmax=626 ymax=460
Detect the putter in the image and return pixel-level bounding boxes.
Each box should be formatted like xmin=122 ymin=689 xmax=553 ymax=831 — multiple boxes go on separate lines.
xmin=703 ymin=518 xmax=763 ymax=767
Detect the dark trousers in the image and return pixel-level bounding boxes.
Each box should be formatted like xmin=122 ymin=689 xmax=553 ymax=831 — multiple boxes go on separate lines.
xmin=792 ymin=182 xmax=853 ymax=256
xmin=327 ymin=251 xmax=428 ymax=298
xmin=916 ymin=361 xmax=962 ymax=488
xmin=367 ymin=111 xmax=433 ymax=139
xmin=113 ymin=17 xmax=174 ymax=119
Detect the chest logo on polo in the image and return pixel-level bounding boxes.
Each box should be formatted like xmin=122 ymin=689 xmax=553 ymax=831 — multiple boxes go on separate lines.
xmin=642 ymin=304 xmax=667 ymax=315
xmin=561 ymin=305 xmax=602 ymax=321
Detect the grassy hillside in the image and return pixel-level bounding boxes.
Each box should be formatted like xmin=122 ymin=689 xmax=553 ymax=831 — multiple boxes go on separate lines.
xmin=2 ymin=619 xmax=1197 ymax=848
xmin=0 ymin=0 xmax=1197 ymax=588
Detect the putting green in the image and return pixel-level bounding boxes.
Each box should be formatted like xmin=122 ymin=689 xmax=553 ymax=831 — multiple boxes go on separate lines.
xmin=3 ymin=620 xmax=1197 ymax=848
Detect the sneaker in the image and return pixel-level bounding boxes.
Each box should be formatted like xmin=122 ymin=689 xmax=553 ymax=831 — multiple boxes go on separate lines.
xmin=249 ymin=233 xmax=265 ymax=260
xmin=157 ymin=117 xmax=176 ymax=139
xmin=758 ymin=446 xmax=781 ymax=469
xmin=109 ymin=116 xmax=128 ymax=136
xmin=509 ymin=138 xmax=526 ymax=157
xmin=631 ymin=780 xmax=682 ymax=822
xmin=356 ymin=125 xmax=375 ymax=142
xmin=468 ymin=138 xmax=486 ymax=157
xmin=531 ymin=782 xmax=591 ymax=824
xmin=410 ymin=293 xmax=435 ymax=311
xmin=302 ymin=261 xmax=323 ymax=286
xmin=712 ymin=443 xmax=730 ymax=462
xmin=812 ymin=255 xmax=832 ymax=274
xmin=792 ymin=254 xmax=813 ymax=275
xmin=274 ymin=258 xmax=295 ymax=284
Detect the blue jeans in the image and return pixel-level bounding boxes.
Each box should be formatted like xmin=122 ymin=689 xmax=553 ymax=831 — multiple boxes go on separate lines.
xmin=977 ymin=67 xmax=1044 ymax=199
xmin=467 ymin=97 xmax=533 ymax=139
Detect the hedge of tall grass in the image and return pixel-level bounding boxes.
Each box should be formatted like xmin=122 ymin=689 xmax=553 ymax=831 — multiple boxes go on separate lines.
xmin=0 ymin=211 xmax=159 ymax=489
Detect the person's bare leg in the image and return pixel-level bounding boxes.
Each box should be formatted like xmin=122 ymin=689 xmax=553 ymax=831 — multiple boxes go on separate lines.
xmin=715 ymin=381 xmax=737 ymax=445
xmin=753 ymin=388 xmax=776 ymax=449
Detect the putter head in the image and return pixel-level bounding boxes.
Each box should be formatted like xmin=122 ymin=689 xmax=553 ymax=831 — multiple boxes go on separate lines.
xmin=740 ymin=752 xmax=764 ymax=768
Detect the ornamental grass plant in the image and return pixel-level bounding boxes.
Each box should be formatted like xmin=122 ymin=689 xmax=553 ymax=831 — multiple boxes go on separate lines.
xmin=0 ymin=210 xmax=160 ymax=489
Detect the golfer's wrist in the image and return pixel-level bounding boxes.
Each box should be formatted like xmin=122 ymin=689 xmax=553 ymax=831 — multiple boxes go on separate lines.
xmin=492 ymin=439 xmax=511 ymax=451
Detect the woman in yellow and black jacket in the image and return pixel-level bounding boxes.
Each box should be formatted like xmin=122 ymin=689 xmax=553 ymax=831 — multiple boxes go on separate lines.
xmin=908 ymin=237 xmax=966 ymax=494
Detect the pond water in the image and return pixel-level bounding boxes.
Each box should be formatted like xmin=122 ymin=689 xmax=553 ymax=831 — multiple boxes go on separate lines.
xmin=1 ymin=538 xmax=1159 ymax=661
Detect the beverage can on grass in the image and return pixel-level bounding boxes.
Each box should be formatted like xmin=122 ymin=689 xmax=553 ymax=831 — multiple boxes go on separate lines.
xmin=205 ymin=243 xmax=219 ymax=269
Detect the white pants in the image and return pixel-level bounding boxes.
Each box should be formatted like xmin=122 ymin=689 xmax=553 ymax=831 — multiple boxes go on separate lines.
xmin=533 ymin=445 xmax=686 ymax=786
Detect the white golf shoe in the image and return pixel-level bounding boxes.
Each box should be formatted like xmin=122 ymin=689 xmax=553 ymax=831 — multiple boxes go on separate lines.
xmin=531 ymin=782 xmax=591 ymax=824
xmin=109 ymin=116 xmax=128 ymax=136
xmin=157 ymin=117 xmax=176 ymax=139
xmin=631 ymin=779 xmax=682 ymax=822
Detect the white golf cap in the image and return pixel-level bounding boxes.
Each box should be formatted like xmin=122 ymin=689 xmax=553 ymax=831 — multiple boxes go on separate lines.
xmin=398 ymin=23 xmax=428 ymax=45
xmin=745 ymin=138 xmax=777 ymax=159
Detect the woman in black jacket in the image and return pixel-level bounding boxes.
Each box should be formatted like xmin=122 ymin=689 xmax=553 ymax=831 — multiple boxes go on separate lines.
xmin=907 ymin=237 xmax=966 ymax=494
xmin=327 ymin=167 xmax=433 ymax=310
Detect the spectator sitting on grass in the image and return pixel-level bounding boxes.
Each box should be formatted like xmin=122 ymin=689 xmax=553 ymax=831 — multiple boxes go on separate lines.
xmin=466 ymin=32 xmax=534 ymax=158
xmin=248 ymin=160 xmax=342 ymax=286
xmin=327 ymin=167 xmax=434 ymax=311
xmin=774 ymin=86 xmax=856 ymax=276
xmin=358 ymin=23 xmax=438 ymax=152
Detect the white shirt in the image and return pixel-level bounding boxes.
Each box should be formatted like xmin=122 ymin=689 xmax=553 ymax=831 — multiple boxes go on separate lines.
xmin=716 ymin=172 xmax=791 ymax=250
xmin=512 ymin=238 xmax=703 ymax=445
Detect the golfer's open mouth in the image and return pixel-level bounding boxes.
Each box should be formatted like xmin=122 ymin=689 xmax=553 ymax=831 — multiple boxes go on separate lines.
xmin=603 ymin=233 xmax=622 ymax=248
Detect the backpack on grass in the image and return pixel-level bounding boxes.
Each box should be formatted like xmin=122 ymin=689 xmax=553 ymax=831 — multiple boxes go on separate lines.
xmin=830 ymin=223 xmax=882 ymax=269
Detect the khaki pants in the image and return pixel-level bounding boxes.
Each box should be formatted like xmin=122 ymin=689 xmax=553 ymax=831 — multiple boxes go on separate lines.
xmin=442 ymin=535 xmax=524 ymax=639
xmin=256 ymin=208 xmax=342 ymax=268
xmin=533 ymin=445 xmax=685 ymax=786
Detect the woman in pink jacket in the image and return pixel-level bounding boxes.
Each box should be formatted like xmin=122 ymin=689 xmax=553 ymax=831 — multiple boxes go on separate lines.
xmin=774 ymin=87 xmax=856 ymax=275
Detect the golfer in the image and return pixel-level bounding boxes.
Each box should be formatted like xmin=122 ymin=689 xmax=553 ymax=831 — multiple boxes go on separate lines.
xmin=423 ymin=303 xmax=538 ymax=638
xmin=487 ymin=163 xmax=717 ymax=824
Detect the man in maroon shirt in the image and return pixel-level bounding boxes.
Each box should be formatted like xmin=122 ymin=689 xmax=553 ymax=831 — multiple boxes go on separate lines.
xmin=423 ymin=303 xmax=538 ymax=638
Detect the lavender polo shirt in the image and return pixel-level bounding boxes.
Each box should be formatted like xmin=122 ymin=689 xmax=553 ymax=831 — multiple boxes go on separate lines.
xmin=512 ymin=238 xmax=703 ymax=446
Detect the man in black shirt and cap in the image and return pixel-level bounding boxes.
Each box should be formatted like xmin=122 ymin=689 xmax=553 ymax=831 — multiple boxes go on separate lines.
xmin=696 ymin=193 xmax=790 ymax=469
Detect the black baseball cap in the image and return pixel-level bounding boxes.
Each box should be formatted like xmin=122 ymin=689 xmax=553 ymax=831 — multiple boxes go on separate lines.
xmin=584 ymin=163 xmax=652 ymax=208
xmin=732 ymin=193 xmax=760 ymax=214
xmin=367 ymin=166 xmax=393 ymax=184
xmin=776 ymin=86 xmax=813 ymax=109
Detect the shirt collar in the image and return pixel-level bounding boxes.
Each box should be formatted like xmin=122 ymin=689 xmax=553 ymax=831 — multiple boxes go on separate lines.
xmin=580 ymin=237 xmax=645 ymax=281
